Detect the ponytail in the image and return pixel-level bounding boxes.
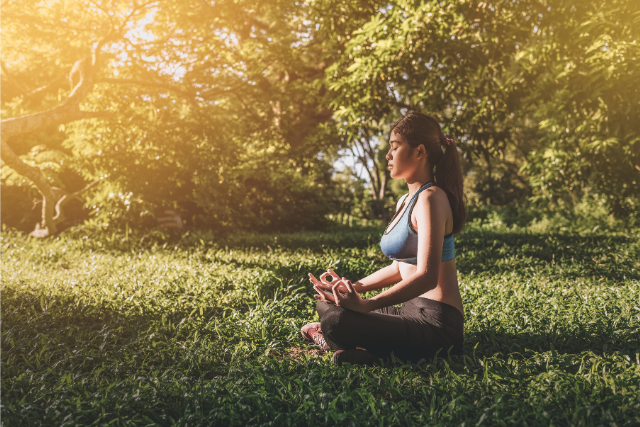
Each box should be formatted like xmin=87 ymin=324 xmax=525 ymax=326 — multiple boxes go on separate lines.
xmin=391 ymin=111 xmax=466 ymax=233
xmin=435 ymin=138 xmax=466 ymax=234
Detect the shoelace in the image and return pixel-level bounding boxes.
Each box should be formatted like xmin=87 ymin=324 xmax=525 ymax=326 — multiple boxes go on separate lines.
xmin=310 ymin=330 xmax=329 ymax=352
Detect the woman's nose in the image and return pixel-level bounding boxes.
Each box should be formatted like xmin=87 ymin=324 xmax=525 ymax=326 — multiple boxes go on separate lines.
xmin=385 ymin=150 xmax=392 ymax=160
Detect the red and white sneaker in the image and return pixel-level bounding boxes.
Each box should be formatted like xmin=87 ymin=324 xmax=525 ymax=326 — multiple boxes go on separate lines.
xmin=301 ymin=322 xmax=321 ymax=341
xmin=300 ymin=322 xmax=329 ymax=352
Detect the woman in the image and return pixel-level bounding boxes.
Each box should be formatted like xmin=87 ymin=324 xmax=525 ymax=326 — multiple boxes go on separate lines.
xmin=301 ymin=111 xmax=466 ymax=366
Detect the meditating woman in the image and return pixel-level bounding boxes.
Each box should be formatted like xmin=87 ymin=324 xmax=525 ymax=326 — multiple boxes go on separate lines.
xmin=301 ymin=111 xmax=466 ymax=366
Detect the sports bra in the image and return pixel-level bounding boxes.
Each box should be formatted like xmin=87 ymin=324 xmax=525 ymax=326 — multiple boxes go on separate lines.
xmin=380 ymin=182 xmax=455 ymax=264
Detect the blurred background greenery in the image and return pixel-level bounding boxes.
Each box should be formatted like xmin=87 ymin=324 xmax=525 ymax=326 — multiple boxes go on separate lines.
xmin=2 ymin=0 xmax=639 ymax=236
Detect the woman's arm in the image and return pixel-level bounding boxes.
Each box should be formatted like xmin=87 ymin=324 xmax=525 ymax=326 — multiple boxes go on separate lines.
xmin=322 ymin=188 xmax=449 ymax=313
xmin=310 ymin=193 xmax=408 ymax=294
xmin=353 ymin=261 xmax=402 ymax=293
xmin=310 ymin=262 xmax=401 ymax=295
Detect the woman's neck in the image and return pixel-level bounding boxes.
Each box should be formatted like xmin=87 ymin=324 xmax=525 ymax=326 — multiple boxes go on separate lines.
xmin=405 ymin=170 xmax=434 ymax=198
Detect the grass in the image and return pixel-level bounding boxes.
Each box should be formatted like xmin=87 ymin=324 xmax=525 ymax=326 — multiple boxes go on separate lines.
xmin=2 ymin=224 xmax=640 ymax=426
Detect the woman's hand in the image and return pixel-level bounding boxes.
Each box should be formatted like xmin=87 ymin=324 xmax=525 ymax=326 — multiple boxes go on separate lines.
xmin=313 ymin=277 xmax=375 ymax=314
xmin=308 ymin=269 xmax=349 ymax=294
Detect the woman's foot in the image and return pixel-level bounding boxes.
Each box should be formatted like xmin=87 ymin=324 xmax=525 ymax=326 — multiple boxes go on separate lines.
xmin=301 ymin=322 xmax=321 ymax=341
xmin=332 ymin=349 xmax=380 ymax=366
xmin=300 ymin=322 xmax=329 ymax=352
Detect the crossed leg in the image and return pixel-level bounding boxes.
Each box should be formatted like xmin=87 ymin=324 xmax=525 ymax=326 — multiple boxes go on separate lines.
xmin=316 ymin=300 xmax=445 ymax=363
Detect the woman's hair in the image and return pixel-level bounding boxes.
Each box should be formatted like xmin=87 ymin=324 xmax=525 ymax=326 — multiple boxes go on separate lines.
xmin=391 ymin=111 xmax=466 ymax=233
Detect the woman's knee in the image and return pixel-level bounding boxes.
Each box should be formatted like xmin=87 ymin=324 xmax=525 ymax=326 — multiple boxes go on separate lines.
xmin=316 ymin=300 xmax=334 ymax=318
xmin=319 ymin=304 xmax=348 ymax=336
xmin=316 ymin=300 xmax=345 ymax=319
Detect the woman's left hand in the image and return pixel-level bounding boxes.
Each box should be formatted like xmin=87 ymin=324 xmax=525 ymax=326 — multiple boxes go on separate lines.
xmin=313 ymin=277 xmax=374 ymax=314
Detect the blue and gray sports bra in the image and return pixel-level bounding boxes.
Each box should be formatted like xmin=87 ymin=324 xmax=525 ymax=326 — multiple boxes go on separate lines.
xmin=380 ymin=182 xmax=455 ymax=264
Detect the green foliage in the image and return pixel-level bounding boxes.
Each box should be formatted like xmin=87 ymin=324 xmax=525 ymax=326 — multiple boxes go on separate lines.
xmin=3 ymin=226 xmax=639 ymax=425
xmin=467 ymin=191 xmax=640 ymax=234
xmin=520 ymin=1 xmax=640 ymax=216
xmin=1 ymin=0 xmax=341 ymax=232
xmin=325 ymin=0 xmax=640 ymax=216
xmin=3 ymin=0 xmax=638 ymax=232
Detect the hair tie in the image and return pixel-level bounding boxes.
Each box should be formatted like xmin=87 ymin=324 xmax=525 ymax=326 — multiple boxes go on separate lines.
xmin=444 ymin=137 xmax=457 ymax=146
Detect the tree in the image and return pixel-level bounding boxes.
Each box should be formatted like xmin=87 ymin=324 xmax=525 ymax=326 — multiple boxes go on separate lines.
xmin=2 ymin=0 xmax=342 ymax=235
xmin=324 ymin=0 xmax=640 ymax=216
xmin=517 ymin=0 xmax=640 ymax=217
xmin=344 ymin=129 xmax=392 ymax=219
xmin=1 ymin=0 xmax=187 ymax=236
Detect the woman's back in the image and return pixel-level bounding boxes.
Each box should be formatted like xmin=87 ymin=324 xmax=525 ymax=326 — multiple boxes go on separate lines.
xmin=390 ymin=185 xmax=463 ymax=314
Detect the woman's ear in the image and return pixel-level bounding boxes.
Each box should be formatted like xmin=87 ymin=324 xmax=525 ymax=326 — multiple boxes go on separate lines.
xmin=415 ymin=144 xmax=427 ymax=160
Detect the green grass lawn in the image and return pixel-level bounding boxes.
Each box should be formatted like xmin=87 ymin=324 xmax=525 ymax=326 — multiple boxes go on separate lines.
xmin=2 ymin=225 xmax=640 ymax=426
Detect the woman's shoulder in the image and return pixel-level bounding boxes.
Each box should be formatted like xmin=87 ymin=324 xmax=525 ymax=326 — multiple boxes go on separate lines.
xmin=416 ymin=185 xmax=450 ymax=211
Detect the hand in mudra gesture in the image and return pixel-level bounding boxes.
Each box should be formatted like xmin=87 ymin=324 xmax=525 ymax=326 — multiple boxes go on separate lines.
xmin=308 ymin=269 xmax=349 ymax=294
xmin=308 ymin=270 xmax=373 ymax=313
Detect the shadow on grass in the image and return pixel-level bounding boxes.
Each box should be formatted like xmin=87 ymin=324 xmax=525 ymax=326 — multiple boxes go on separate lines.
xmin=456 ymin=229 xmax=639 ymax=282
xmin=465 ymin=326 xmax=640 ymax=358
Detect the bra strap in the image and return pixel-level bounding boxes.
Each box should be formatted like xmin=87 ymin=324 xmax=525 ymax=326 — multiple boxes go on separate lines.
xmin=406 ymin=182 xmax=436 ymax=231
xmin=407 ymin=182 xmax=435 ymax=207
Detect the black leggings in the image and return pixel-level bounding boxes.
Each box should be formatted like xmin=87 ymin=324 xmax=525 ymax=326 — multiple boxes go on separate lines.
xmin=317 ymin=297 xmax=464 ymax=362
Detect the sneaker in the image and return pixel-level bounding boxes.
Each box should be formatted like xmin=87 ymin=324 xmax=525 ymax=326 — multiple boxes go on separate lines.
xmin=332 ymin=349 xmax=380 ymax=366
xmin=301 ymin=322 xmax=321 ymax=342
xmin=301 ymin=322 xmax=329 ymax=352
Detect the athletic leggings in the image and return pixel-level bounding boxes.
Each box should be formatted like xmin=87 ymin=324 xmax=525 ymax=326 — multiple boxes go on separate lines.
xmin=317 ymin=297 xmax=464 ymax=362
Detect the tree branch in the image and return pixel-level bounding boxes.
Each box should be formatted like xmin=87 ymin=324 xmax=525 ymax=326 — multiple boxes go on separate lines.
xmin=361 ymin=137 xmax=382 ymax=197
xmin=352 ymin=140 xmax=379 ymax=197
xmin=25 ymin=74 xmax=66 ymax=99
xmin=1 ymin=106 xmax=112 ymax=142
xmin=53 ymin=179 xmax=101 ymax=221
xmin=98 ymin=77 xmax=191 ymax=96
xmin=0 ymin=12 xmax=145 ymax=237
xmin=1 ymin=139 xmax=57 ymax=234
xmin=362 ymin=137 xmax=384 ymax=200
xmin=61 ymin=58 xmax=95 ymax=107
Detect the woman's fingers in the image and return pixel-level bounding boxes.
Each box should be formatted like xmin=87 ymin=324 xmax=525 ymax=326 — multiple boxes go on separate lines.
xmin=313 ymin=285 xmax=325 ymax=301
xmin=343 ymin=278 xmax=355 ymax=294
xmin=310 ymin=274 xmax=333 ymax=292
xmin=319 ymin=272 xmax=335 ymax=286
xmin=320 ymin=270 xmax=341 ymax=285
xmin=319 ymin=272 xmax=332 ymax=285
xmin=313 ymin=287 xmax=324 ymax=302
xmin=309 ymin=273 xmax=322 ymax=285
xmin=331 ymin=281 xmax=343 ymax=306
xmin=314 ymin=285 xmax=337 ymax=304
xmin=313 ymin=285 xmax=329 ymax=303
xmin=310 ymin=273 xmax=330 ymax=289
xmin=312 ymin=271 xmax=344 ymax=286
xmin=327 ymin=270 xmax=340 ymax=280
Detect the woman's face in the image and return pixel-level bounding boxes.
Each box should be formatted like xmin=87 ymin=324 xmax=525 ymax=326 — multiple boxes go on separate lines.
xmin=386 ymin=131 xmax=424 ymax=179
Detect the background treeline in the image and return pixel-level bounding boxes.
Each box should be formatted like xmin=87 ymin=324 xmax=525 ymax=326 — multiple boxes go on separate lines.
xmin=2 ymin=0 xmax=639 ymax=236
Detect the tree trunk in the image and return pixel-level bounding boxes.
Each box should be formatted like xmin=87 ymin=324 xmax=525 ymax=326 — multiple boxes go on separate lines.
xmin=482 ymin=146 xmax=494 ymax=205
xmin=0 ymin=56 xmax=108 ymax=237
xmin=349 ymin=135 xmax=393 ymax=220
xmin=1 ymin=139 xmax=58 ymax=235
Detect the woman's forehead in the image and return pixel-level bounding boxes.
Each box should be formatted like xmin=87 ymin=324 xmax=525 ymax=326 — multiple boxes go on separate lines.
xmin=389 ymin=131 xmax=406 ymax=144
